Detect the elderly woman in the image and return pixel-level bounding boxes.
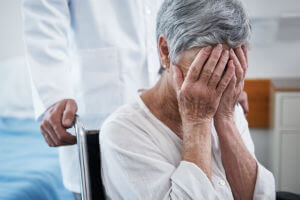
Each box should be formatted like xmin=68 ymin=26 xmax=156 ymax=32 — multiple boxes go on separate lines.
xmin=100 ymin=0 xmax=275 ymax=199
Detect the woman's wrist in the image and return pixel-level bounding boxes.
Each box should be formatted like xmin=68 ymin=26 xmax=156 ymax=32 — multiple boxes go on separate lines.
xmin=214 ymin=117 xmax=235 ymax=133
xmin=214 ymin=112 xmax=234 ymax=123
xmin=182 ymin=118 xmax=212 ymax=138
xmin=182 ymin=117 xmax=212 ymax=129
xmin=181 ymin=119 xmax=213 ymax=180
xmin=183 ymin=118 xmax=212 ymax=125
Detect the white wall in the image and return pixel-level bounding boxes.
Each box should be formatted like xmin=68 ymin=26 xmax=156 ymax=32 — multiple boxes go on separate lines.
xmin=248 ymin=42 xmax=300 ymax=78
xmin=250 ymin=129 xmax=272 ymax=168
xmin=0 ymin=0 xmax=25 ymax=60
xmin=242 ymin=0 xmax=300 ymax=78
xmin=243 ymin=0 xmax=300 ymax=18
xmin=0 ymin=0 xmax=33 ymax=117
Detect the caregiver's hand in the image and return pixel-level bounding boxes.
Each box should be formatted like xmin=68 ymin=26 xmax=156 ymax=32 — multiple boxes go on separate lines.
xmin=174 ymin=44 xmax=235 ymax=126
xmin=40 ymin=99 xmax=77 ymax=147
xmin=214 ymin=46 xmax=248 ymax=122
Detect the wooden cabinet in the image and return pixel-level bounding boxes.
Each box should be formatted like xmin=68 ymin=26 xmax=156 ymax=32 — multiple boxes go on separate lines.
xmin=270 ymin=79 xmax=300 ymax=193
xmin=244 ymin=79 xmax=271 ymax=128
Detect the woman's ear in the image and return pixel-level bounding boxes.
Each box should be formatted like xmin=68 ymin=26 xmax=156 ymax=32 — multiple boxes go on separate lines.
xmin=158 ymin=35 xmax=171 ymax=71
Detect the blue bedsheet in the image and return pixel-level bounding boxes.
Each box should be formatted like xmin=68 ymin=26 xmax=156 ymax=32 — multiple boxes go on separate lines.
xmin=0 ymin=117 xmax=73 ymax=200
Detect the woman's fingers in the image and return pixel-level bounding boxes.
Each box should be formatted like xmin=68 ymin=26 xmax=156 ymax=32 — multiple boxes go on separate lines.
xmin=199 ymin=44 xmax=223 ymax=84
xmin=225 ymin=69 xmax=237 ymax=93
xmin=241 ymin=45 xmax=248 ymax=64
xmin=185 ymin=46 xmax=212 ymax=82
xmin=234 ymin=46 xmax=247 ymax=74
xmin=229 ymin=49 xmax=243 ymax=85
xmin=173 ymin=65 xmax=184 ymax=92
xmin=217 ymin=60 xmax=235 ymax=94
xmin=207 ymin=50 xmax=229 ymax=89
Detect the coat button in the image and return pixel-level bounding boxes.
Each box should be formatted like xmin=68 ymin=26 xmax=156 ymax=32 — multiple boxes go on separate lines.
xmin=218 ymin=179 xmax=225 ymax=186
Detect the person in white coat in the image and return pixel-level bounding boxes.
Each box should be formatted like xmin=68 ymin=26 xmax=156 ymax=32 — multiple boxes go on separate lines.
xmin=22 ymin=0 xmax=250 ymax=198
xmin=22 ymin=0 xmax=163 ymax=198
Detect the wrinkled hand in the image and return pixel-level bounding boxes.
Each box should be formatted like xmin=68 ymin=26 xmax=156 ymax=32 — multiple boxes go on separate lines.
xmin=238 ymin=91 xmax=249 ymax=115
xmin=173 ymin=45 xmax=235 ymax=126
xmin=40 ymin=99 xmax=77 ymax=147
xmin=214 ymin=46 xmax=248 ymax=121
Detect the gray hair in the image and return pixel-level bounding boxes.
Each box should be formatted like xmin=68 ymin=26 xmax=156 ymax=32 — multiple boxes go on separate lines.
xmin=156 ymin=0 xmax=251 ymax=73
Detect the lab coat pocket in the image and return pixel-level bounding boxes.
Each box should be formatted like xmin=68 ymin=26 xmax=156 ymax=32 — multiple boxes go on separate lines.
xmin=76 ymin=47 xmax=123 ymax=115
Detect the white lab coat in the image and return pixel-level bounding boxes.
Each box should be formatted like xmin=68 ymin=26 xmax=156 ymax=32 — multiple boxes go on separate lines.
xmin=22 ymin=0 xmax=163 ymax=193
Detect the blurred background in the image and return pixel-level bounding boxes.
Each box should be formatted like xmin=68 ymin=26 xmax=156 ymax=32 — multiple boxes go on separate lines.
xmin=0 ymin=0 xmax=299 ymax=199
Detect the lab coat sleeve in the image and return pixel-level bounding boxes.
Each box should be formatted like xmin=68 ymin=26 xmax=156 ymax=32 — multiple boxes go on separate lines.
xmin=236 ymin=105 xmax=276 ymax=200
xmin=100 ymin=120 xmax=220 ymax=200
xmin=22 ymin=0 xmax=74 ymax=120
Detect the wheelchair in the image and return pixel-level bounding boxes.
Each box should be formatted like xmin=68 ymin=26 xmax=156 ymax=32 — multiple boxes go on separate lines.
xmin=74 ymin=116 xmax=105 ymax=200
xmin=74 ymin=116 xmax=300 ymax=200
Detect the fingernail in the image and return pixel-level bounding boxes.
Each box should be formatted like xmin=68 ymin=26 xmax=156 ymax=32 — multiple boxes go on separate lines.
xmin=217 ymin=44 xmax=222 ymax=49
xmin=204 ymin=46 xmax=212 ymax=52
xmin=224 ymin=50 xmax=229 ymax=56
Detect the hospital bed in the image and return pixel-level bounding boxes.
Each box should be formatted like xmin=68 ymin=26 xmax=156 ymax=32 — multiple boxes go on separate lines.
xmin=0 ymin=117 xmax=73 ymax=200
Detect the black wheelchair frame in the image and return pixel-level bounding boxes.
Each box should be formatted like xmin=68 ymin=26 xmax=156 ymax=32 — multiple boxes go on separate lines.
xmin=74 ymin=116 xmax=105 ymax=200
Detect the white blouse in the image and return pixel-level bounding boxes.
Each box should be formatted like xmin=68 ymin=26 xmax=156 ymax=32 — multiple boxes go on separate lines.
xmin=100 ymin=95 xmax=275 ymax=200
